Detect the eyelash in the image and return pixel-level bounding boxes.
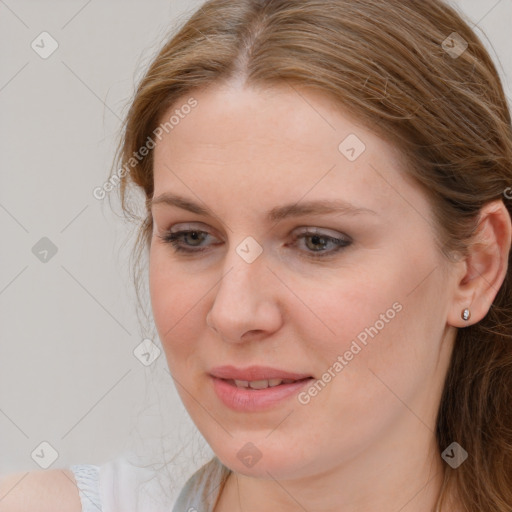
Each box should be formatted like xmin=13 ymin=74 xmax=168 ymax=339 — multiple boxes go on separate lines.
xmin=156 ymin=228 xmax=352 ymax=259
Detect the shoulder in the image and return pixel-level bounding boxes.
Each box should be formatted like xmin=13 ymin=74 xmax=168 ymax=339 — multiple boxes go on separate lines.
xmin=0 ymin=468 xmax=82 ymax=512
xmin=0 ymin=454 xmax=207 ymax=512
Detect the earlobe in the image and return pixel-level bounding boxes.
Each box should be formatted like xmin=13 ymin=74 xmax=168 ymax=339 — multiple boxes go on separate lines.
xmin=448 ymin=200 xmax=512 ymax=328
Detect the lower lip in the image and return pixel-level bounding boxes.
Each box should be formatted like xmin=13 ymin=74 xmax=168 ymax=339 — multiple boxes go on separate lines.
xmin=211 ymin=376 xmax=313 ymax=412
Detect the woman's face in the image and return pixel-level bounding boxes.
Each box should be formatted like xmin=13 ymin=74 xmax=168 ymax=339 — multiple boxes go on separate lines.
xmin=149 ymin=83 xmax=458 ymax=480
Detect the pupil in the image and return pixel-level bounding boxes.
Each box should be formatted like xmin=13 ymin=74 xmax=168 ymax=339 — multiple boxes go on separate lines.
xmin=309 ymin=235 xmax=326 ymax=251
xmin=188 ymin=231 xmax=203 ymax=245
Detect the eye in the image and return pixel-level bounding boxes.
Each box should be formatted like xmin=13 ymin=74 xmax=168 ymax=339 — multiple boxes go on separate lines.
xmin=156 ymin=229 xmax=216 ymax=253
xmin=289 ymin=228 xmax=352 ymax=258
xmin=156 ymin=226 xmax=352 ymax=259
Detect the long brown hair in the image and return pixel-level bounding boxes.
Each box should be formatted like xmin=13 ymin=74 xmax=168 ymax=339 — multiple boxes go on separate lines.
xmin=112 ymin=1 xmax=512 ymax=510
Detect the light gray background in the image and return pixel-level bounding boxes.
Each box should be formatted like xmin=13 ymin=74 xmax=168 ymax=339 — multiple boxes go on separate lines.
xmin=0 ymin=0 xmax=511 ymax=487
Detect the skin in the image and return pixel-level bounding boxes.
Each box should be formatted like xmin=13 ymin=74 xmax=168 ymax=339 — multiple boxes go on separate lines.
xmin=148 ymin=82 xmax=511 ymax=512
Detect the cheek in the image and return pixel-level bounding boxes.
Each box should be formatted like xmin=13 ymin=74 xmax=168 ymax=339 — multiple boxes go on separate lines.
xmin=295 ymin=249 xmax=444 ymax=404
xmin=149 ymin=250 xmax=204 ymax=366
xmin=287 ymin=286 xmax=430 ymax=462
xmin=291 ymin=265 xmax=403 ymax=355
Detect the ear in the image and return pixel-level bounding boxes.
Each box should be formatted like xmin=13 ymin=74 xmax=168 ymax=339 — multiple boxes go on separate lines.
xmin=448 ymin=199 xmax=511 ymax=327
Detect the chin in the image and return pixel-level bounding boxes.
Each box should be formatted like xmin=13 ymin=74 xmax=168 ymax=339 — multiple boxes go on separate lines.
xmin=211 ymin=442 xmax=312 ymax=480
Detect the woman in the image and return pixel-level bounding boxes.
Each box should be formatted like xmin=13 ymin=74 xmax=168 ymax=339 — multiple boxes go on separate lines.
xmin=2 ymin=0 xmax=511 ymax=510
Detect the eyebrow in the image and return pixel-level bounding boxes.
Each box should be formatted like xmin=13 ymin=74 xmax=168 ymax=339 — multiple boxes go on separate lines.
xmin=148 ymin=192 xmax=377 ymax=222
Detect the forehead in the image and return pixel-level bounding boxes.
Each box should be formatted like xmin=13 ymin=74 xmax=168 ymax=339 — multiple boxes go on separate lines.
xmin=151 ymin=83 xmax=427 ymax=223
xmin=154 ymin=82 xmax=378 ymax=161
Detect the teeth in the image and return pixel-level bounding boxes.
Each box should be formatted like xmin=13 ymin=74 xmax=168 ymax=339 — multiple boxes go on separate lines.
xmin=233 ymin=378 xmax=296 ymax=389
xmin=249 ymin=379 xmax=271 ymax=390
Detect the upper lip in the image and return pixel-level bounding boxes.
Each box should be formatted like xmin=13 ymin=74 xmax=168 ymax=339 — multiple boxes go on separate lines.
xmin=209 ymin=365 xmax=312 ymax=381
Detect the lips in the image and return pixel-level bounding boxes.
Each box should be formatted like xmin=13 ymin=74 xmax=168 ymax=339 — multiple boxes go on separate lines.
xmin=209 ymin=366 xmax=314 ymax=411
xmin=211 ymin=374 xmax=314 ymax=412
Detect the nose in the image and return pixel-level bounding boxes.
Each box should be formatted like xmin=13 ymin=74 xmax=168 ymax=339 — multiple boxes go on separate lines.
xmin=206 ymin=249 xmax=283 ymax=343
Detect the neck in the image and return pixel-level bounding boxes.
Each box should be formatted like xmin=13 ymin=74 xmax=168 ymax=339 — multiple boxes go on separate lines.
xmin=214 ymin=420 xmax=451 ymax=512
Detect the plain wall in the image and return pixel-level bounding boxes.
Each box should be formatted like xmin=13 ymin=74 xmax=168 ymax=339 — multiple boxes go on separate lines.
xmin=0 ymin=0 xmax=511 ymax=496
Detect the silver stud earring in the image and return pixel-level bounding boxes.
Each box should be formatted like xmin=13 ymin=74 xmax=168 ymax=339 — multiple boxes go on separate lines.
xmin=461 ymin=308 xmax=471 ymax=321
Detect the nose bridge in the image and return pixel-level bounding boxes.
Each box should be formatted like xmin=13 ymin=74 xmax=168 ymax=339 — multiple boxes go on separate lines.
xmin=214 ymin=247 xmax=265 ymax=313
xmin=217 ymin=231 xmax=268 ymax=296
xmin=207 ymin=242 xmax=280 ymax=340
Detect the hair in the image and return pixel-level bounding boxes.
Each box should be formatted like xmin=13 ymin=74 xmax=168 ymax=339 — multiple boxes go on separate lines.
xmin=111 ymin=0 xmax=512 ymax=510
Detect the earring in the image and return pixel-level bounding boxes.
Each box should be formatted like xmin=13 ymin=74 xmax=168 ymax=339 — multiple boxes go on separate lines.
xmin=461 ymin=308 xmax=471 ymax=321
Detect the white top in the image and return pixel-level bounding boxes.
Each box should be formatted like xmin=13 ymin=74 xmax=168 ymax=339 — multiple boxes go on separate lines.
xmin=71 ymin=456 xmax=175 ymax=512
xmin=70 ymin=454 xmax=230 ymax=511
